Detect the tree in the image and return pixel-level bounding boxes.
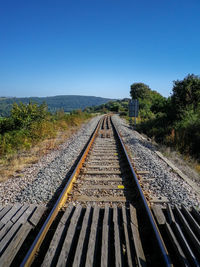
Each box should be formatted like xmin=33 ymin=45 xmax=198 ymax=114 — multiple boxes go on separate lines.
xmin=150 ymin=92 xmax=167 ymax=114
xmin=171 ymin=74 xmax=200 ymax=116
xmin=130 ymin=83 xmax=151 ymax=99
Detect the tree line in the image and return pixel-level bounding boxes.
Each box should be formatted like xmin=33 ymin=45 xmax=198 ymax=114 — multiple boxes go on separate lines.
xmin=1 ymin=73 xmax=199 ymax=162
xmin=130 ymin=74 xmax=200 ymax=160
xmin=0 ymin=95 xmax=112 ymax=117
xmin=87 ymin=73 xmax=200 ymax=161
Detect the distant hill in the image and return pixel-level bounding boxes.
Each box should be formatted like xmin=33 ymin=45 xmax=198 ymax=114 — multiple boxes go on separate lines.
xmin=0 ymin=95 xmax=114 ymax=117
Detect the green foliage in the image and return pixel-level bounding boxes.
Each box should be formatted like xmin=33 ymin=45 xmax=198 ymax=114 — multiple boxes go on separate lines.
xmin=172 ymin=74 xmax=200 ymax=118
xmin=107 ymin=102 xmax=120 ymax=112
xmin=137 ymin=112 xmax=172 ymax=142
xmin=0 ymin=118 xmax=15 ymax=134
xmin=85 ymin=99 xmax=129 ymax=115
xmin=0 ymin=102 xmax=92 ymax=158
xmin=134 ymin=74 xmax=200 ymax=160
xmin=11 ymin=102 xmax=48 ymax=129
xmin=0 ymin=129 xmax=32 ymax=155
xmin=130 ymin=83 xmax=151 ymax=99
xmin=150 ymin=92 xmax=167 ymax=114
xmin=173 ymin=107 xmax=200 ymax=157
xmin=168 ymin=75 xmax=200 ymax=158
xmin=130 ymin=82 xmax=167 ymax=121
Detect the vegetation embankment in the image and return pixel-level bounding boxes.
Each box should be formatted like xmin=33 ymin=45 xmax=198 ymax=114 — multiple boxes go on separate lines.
xmin=130 ymin=75 xmax=200 ymax=162
xmin=89 ymin=74 xmax=200 ymax=173
xmin=0 ymin=102 xmax=92 ymax=181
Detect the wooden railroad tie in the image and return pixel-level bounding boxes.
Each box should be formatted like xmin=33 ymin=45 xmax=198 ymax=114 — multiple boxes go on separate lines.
xmin=81 ymin=185 xmax=125 ymax=190
xmin=83 ymin=177 xmax=123 ymax=182
xmin=0 ymin=205 xmax=46 ymax=266
xmin=73 ymin=195 xmax=127 ymax=202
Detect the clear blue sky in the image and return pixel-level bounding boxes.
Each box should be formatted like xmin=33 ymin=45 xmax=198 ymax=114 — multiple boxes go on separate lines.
xmin=0 ymin=0 xmax=200 ymax=99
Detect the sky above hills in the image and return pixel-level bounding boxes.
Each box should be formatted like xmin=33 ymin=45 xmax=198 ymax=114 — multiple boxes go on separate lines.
xmin=0 ymin=0 xmax=200 ymax=99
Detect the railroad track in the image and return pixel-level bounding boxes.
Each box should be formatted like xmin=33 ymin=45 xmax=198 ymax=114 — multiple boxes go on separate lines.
xmin=0 ymin=115 xmax=199 ymax=266
xmin=19 ymin=115 xmax=170 ymax=266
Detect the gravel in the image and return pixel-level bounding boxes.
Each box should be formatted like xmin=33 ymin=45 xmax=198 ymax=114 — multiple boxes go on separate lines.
xmin=112 ymin=115 xmax=200 ymax=209
xmin=1 ymin=114 xmax=199 ymax=209
xmin=0 ymin=116 xmax=102 ymax=205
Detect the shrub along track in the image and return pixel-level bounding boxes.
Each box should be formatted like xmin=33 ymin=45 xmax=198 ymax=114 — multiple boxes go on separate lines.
xmin=3 ymin=115 xmax=200 ymax=266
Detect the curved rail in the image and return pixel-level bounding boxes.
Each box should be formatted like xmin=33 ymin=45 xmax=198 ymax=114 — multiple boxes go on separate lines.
xmin=20 ymin=117 xmax=103 ymax=267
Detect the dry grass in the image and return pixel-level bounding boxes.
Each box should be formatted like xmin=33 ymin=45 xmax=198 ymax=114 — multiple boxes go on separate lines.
xmin=0 ymin=124 xmax=82 ymax=182
xmin=159 ymin=144 xmax=200 ymax=183
xmin=0 ymin=155 xmax=38 ymax=182
xmin=195 ymin=164 xmax=200 ymax=174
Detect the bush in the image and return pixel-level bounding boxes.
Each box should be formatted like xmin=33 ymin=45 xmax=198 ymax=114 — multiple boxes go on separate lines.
xmin=119 ymin=111 xmax=127 ymax=116
xmin=0 ymin=118 xmax=15 ymax=134
xmin=174 ymin=108 xmax=200 ymax=158
xmin=132 ymin=74 xmax=200 ymax=161
xmin=0 ymin=102 xmax=92 ymax=159
xmin=11 ymin=102 xmax=48 ymax=129
xmin=0 ymin=129 xmax=32 ymax=155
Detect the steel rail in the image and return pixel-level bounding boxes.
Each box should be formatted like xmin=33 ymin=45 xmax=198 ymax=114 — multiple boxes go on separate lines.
xmin=111 ymin=117 xmax=172 ymax=267
xmin=20 ymin=117 xmax=103 ymax=267
xmin=21 ymin=114 xmax=172 ymax=266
